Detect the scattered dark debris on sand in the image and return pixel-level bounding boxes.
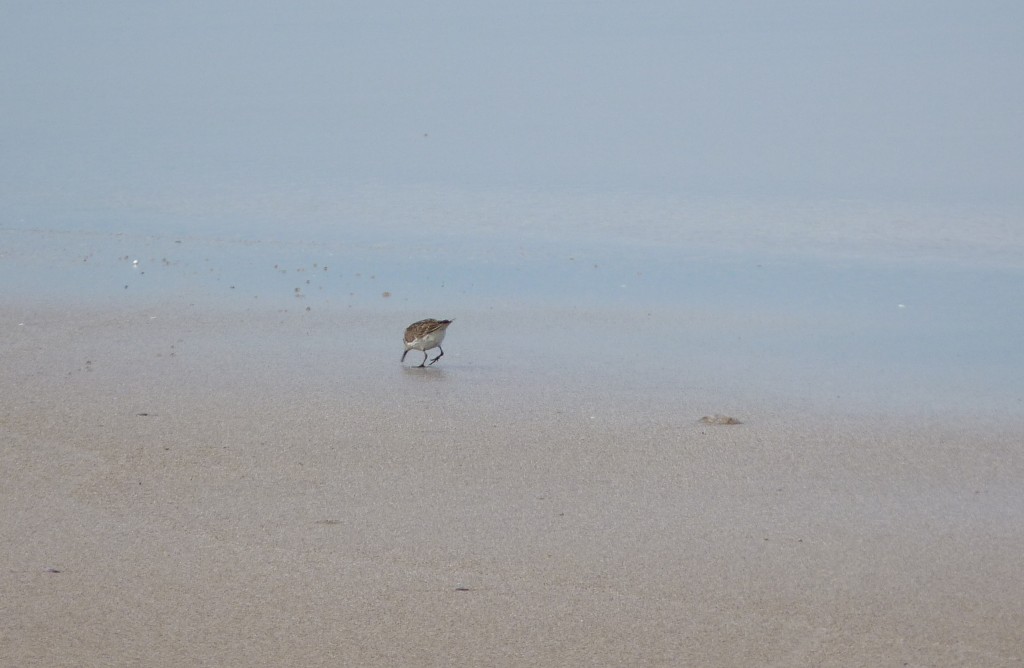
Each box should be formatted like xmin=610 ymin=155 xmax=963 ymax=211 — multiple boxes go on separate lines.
xmin=699 ymin=414 xmax=742 ymax=425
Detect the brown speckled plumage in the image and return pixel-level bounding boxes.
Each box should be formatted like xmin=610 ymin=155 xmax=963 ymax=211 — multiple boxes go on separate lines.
xmin=401 ymin=319 xmax=453 ymax=367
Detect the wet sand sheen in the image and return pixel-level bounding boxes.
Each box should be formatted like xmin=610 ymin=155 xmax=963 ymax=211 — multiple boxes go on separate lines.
xmin=2 ymin=302 xmax=1022 ymax=666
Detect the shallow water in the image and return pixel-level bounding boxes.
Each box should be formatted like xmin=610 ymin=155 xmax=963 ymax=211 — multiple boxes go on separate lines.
xmin=3 ymin=190 xmax=1022 ymax=420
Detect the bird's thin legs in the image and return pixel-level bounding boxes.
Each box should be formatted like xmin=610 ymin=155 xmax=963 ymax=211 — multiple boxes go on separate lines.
xmin=403 ymin=348 xmax=443 ymax=368
xmin=428 ymin=347 xmax=444 ymax=366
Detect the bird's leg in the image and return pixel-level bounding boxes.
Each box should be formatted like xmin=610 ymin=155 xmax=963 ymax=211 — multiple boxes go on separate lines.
xmin=401 ymin=349 xmax=409 ymax=363
xmin=428 ymin=347 xmax=444 ymax=366
xmin=417 ymin=351 xmax=428 ymax=368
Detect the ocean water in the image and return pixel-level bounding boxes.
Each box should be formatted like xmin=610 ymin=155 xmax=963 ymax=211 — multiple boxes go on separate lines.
xmin=3 ymin=187 xmax=1022 ymax=420
xmin=3 ymin=4 xmax=1023 ymax=420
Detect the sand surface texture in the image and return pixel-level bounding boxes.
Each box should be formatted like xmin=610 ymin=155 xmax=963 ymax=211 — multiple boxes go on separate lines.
xmin=3 ymin=302 xmax=1022 ymax=667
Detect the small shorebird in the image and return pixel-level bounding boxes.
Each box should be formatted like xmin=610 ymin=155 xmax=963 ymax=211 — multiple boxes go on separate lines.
xmin=401 ymin=318 xmax=453 ymax=367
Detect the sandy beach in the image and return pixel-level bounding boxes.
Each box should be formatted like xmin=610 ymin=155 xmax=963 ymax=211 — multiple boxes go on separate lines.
xmin=2 ymin=291 xmax=1022 ymax=666
xmin=5 ymin=2 xmax=1024 ymax=664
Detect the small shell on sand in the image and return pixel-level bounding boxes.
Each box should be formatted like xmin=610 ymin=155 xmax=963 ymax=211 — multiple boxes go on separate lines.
xmin=700 ymin=415 xmax=742 ymax=425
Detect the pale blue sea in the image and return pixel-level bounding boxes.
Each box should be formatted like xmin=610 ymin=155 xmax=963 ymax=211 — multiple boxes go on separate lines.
xmin=3 ymin=2 xmax=1023 ymax=420
xmin=3 ymin=186 xmax=1022 ymax=420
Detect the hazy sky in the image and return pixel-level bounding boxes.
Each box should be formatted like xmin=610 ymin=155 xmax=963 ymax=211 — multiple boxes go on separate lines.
xmin=2 ymin=1 xmax=1022 ymax=207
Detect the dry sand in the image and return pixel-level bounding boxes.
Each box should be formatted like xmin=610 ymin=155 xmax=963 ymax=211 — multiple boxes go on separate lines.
xmin=2 ymin=302 xmax=1022 ymax=667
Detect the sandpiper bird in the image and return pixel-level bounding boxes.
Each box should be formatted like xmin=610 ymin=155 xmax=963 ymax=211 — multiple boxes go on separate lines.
xmin=401 ymin=318 xmax=453 ymax=367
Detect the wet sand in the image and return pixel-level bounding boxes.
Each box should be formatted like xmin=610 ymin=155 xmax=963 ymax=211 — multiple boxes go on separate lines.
xmin=2 ymin=300 xmax=1022 ymax=667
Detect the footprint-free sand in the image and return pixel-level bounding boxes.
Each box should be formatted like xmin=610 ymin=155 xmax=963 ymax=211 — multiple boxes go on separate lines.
xmin=3 ymin=290 xmax=1022 ymax=666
